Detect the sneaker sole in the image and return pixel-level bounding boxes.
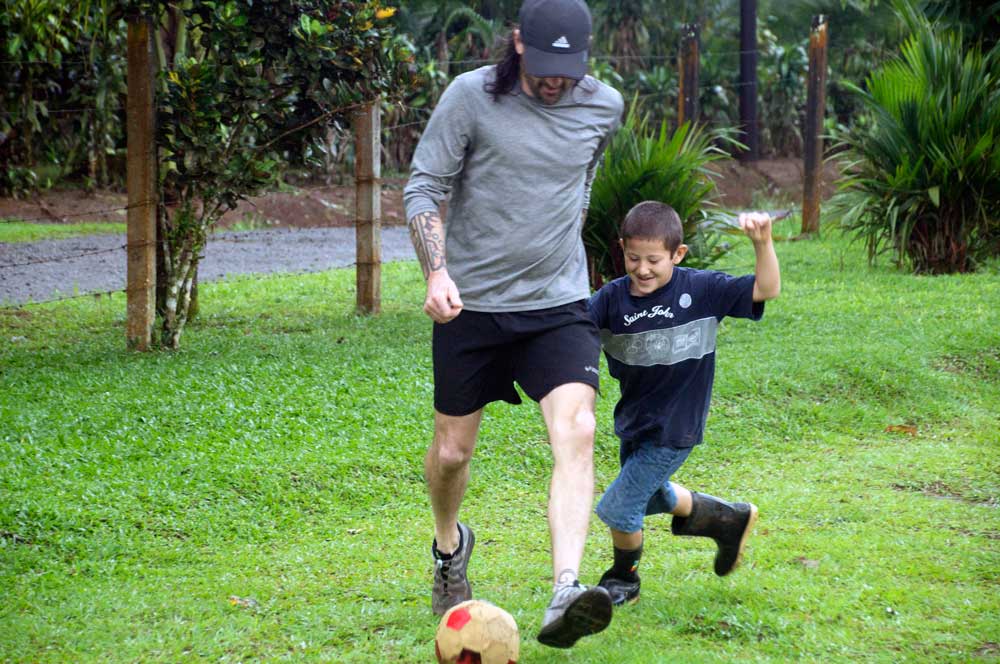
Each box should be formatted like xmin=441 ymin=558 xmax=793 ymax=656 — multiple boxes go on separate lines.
xmin=537 ymin=588 xmax=613 ymax=649
xmin=599 ymin=581 xmax=640 ymax=607
xmin=731 ymin=503 xmax=759 ymax=573
xmin=609 ymin=593 xmax=640 ymax=607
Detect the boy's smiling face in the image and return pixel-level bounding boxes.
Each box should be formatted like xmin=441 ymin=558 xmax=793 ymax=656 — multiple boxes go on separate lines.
xmin=621 ymin=236 xmax=688 ymax=296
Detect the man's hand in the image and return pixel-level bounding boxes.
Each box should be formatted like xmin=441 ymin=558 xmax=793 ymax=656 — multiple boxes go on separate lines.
xmin=424 ymin=269 xmax=464 ymax=323
xmin=738 ymin=211 xmax=773 ymax=245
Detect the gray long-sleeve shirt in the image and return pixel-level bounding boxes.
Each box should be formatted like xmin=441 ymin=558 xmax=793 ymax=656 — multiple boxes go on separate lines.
xmin=403 ymin=66 xmax=623 ymax=312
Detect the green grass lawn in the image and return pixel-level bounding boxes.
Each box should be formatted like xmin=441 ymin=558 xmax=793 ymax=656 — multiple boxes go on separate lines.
xmin=1 ymin=220 xmax=998 ymax=662
xmin=0 ymin=220 xmax=127 ymax=243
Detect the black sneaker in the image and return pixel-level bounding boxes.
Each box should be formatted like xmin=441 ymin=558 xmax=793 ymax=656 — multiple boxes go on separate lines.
xmin=597 ymin=568 xmax=641 ymax=606
xmin=536 ymin=582 xmax=612 ymax=649
xmin=431 ymin=522 xmax=475 ymax=616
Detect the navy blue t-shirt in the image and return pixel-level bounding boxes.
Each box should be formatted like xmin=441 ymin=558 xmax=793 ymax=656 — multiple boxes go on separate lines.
xmin=588 ymin=267 xmax=764 ymax=448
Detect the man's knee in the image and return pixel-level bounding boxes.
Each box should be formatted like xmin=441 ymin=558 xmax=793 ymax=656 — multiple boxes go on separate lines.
xmin=431 ymin=438 xmax=474 ymax=471
xmin=571 ymin=407 xmax=597 ymax=444
xmin=430 ymin=427 xmax=477 ymax=471
xmin=550 ymin=406 xmax=597 ymax=458
xmin=429 ymin=411 xmax=481 ymax=472
xmin=552 ymin=406 xmax=597 ymax=444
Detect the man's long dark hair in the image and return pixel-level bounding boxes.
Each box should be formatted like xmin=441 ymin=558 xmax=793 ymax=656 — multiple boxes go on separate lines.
xmin=483 ymin=31 xmax=597 ymax=103
xmin=483 ymin=33 xmax=520 ymax=101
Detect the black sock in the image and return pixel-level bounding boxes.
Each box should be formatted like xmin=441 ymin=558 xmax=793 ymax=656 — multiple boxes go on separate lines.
xmin=433 ymin=526 xmax=463 ymax=560
xmin=611 ymin=544 xmax=643 ymax=581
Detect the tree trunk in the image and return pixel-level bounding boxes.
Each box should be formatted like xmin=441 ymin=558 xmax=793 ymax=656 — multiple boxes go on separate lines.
xmin=159 ymin=200 xmax=207 ymax=348
xmin=162 ymin=245 xmax=200 ymax=349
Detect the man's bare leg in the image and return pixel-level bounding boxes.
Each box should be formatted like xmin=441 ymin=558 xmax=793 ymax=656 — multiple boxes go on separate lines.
xmin=536 ymin=382 xmax=612 ymax=648
xmin=539 ymin=382 xmax=597 ymax=584
xmin=426 ymin=409 xmax=482 ymax=553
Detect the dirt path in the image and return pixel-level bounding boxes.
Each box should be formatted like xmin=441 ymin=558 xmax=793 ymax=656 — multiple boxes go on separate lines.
xmin=0 ymin=158 xmax=842 ymax=306
xmin=0 ymin=227 xmax=417 ymax=306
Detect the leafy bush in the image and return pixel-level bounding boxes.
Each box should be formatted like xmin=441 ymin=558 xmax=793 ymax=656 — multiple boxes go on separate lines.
xmin=832 ymin=2 xmax=1000 ymax=273
xmin=584 ymin=100 xmax=734 ymax=287
xmin=154 ymin=0 xmax=415 ymax=347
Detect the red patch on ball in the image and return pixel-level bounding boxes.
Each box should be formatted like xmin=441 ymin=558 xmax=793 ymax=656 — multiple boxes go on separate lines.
xmin=447 ymin=607 xmax=473 ymax=631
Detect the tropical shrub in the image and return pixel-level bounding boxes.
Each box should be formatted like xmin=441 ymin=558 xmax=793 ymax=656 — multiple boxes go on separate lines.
xmin=584 ymin=100 xmax=734 ymax=288
xmin=832 ymin=2 xmax=1000 ymax=273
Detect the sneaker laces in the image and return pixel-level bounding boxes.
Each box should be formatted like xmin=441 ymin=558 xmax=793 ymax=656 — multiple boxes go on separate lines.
xmin=435 ymin=556 xmax=454 ymax=590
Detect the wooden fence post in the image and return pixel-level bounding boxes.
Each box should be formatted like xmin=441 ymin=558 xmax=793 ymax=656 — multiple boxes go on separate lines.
xmin=354 ymin=98 xmax=381 ymax=315
xmin=678 ymin=23 xmax=700 ymax=127
xmin=126 ymin=15 xmax=157 ymax=350
xmin=738 ymin=0 xmax=759 ymax=161
xmin=802 ymin=15 xmax=829 ymax=235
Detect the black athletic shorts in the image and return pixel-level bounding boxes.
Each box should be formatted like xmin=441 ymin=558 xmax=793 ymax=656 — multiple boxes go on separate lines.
xmin=432 ymin=299 xmax=601 ymax=416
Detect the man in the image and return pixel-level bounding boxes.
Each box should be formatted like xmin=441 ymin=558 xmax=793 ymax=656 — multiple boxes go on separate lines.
xmin=403 ymin=0 xmax=623 ymax=649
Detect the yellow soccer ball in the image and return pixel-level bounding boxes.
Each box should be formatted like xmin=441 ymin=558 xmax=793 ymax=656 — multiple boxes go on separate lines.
xmin=435 ymin=599 xmax=520 ymax=664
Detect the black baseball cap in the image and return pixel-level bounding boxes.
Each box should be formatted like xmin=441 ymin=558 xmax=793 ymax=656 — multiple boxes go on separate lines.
xmin=518 ymin=0 xmax=592 ymax=80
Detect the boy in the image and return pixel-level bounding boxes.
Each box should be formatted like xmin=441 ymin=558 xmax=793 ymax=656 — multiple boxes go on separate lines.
xmin=587 ymin=201 xmax=780 ymax=606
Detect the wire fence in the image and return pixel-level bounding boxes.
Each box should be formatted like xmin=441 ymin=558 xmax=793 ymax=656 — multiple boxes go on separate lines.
xmin=0 ymin=81 xmax=745 ymax=241
xmin=1 ymin=42 xmax=787 ymax=311
xmin=1 ymin=48 xmax=777 ymax=68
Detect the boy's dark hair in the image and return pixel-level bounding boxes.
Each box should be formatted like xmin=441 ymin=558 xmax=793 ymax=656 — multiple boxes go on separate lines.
xmin=620 ymin=201 xmax=684 ymax=252
xmin=484 ymin=32 xmax=598 ymax=103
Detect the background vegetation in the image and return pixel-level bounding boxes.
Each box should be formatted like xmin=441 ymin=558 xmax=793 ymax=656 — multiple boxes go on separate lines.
xmin=832 ymin=2 xmax=1000 ymax=273
xmin=8 ymin=0 xmax=994 ymax=198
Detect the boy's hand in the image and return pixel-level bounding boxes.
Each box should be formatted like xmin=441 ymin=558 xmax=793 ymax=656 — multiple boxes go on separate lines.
xmin=738 ymin=212 xmax=773 ymax=244
xmin=741 ymin=212 xmax=781 ymax=302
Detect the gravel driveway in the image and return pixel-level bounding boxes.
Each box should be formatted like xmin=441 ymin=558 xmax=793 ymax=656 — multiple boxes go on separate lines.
xmin=0 ymin=227 xmax=416 ymax=306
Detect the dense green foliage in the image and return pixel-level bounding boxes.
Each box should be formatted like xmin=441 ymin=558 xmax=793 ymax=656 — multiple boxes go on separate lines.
xmin=833 ymin=3 xmax=1000 ymax=273
xmin=585 ymin=102 xmax=733 ymax=286
xmin=3 ymin=0 xmax=988 ymax=193
xmin=2 ymin=227 xmax=998 ymax=661
xmin=0 ymin=0 xmax=126 ymax=196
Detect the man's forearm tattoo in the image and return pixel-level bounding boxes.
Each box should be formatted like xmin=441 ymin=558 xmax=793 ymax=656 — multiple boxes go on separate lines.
xmin=408 ymin=210 xmax=446 ymax=279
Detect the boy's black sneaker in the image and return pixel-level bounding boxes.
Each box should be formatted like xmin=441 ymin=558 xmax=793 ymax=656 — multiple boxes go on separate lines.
xmin=536 ymin=582 xmax=613 ymax=649
xmin=431 ymin=522 xmax=475 ymax=616
xmin=597 ymin=568 xmax=641 ymax=606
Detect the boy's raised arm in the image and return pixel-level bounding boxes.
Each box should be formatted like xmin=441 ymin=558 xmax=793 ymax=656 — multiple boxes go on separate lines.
xmin=738 ymin=212 xmax=781 ymax=302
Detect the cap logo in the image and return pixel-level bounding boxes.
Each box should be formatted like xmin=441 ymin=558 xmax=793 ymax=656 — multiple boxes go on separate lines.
xmin=551 ymin=35 xmax=571 ymax=48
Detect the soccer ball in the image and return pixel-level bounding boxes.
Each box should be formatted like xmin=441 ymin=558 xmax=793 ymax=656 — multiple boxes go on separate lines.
xmin=435 ymin=599 xmax=520 ymax=664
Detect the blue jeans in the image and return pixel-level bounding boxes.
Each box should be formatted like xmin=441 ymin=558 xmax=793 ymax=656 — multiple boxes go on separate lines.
xmin=595 ymin=441 xmax=692 ymax=533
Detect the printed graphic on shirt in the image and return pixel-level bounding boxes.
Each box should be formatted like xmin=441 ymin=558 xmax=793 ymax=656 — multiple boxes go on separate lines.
xmin=623 ymin=305 xmax=674 ymax=327
xmin=600 ymin=317 xmax=719 ymax=367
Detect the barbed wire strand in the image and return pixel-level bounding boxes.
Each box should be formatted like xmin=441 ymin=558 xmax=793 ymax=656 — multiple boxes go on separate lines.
xmin=0 ymin=238 xmax=163 ymax=270
xmin=1 ymin=47 xmax=788 ymax=69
